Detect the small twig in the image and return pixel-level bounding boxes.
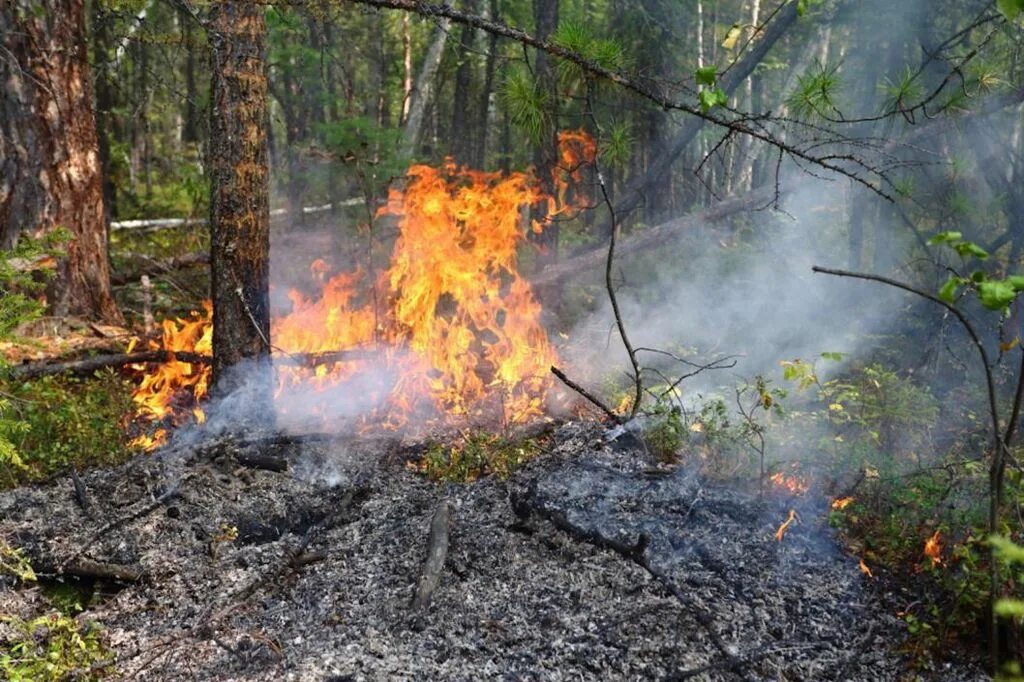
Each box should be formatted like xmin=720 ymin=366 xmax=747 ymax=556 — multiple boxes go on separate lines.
xmin=551 ymin=365 xmax=622 ymax=423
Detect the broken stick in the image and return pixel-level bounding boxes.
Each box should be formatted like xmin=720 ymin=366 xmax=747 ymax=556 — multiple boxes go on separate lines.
xmin=550 ymin=366 xmax=623 ymax=423
xmin=411 ymin=499 xmax=453 ymax=611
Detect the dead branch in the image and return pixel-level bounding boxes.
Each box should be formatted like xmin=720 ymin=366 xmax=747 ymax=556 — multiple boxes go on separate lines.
xmin=7 ymin=348 xmax=379 ymax=381
xmin=111 ymin=252 xmax=209 ymax=286
xmin=551 ymin=365 xmax=622 ymax=423
xmin=59 ymin=474 xmax=194 ymax=572
xmin=8 ymin=350 xmax=211 ymax=380
xmin=411 ymin=499 xmax=453 ymax=611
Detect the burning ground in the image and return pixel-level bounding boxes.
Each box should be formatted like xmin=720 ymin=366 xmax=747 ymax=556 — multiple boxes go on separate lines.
xmin=0 ymin=423 xmax=988 ymax=680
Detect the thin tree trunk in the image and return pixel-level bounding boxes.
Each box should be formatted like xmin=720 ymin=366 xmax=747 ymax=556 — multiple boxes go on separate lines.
xmin=0 ymin=0 xmax=122 ymax=323
xmin=401 ymin=13 xmax=414 ymax=125
xmin=473 ymin=0 xmax=499 ymax=168
xmin=208 ymin=2 xmax=272 ymax=401
xmin=531 ymin=0 xmax=559 ymax=266
xmin=450 ymin=0 xmax=479 ymax=164
xmin=403 ymin=17 xmax=452 ymax=156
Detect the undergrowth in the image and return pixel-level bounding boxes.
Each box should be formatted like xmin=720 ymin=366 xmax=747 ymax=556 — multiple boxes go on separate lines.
xmin=421 ymin=432 xmax=542 ymax=482
xmin=0 ymin=371 xmax=137 ymax=489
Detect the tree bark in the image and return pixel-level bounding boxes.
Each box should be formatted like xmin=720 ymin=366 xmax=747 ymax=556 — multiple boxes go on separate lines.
xmin=450 ymin=0 xmax=479 ymax=164
xmin=403 ymin=17 xmax=452 ymax=156
xmin=530 ymin=0 xmax=559 ymax=266
xmin=208 ymin=2 xmax=272 ymax=399
xmin=0 ymin=0 xmax=122 ymax=323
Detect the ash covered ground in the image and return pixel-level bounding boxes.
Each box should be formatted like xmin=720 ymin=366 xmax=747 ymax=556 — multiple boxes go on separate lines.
xmin=0 ymin=422 xmax=987 ymax=680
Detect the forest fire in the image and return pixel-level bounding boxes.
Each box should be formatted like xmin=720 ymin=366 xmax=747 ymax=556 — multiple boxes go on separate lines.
xmin=831 ymin=496 xmax=855 ymax=510
xmin=130 ymin=137 xmax=594 ymax=447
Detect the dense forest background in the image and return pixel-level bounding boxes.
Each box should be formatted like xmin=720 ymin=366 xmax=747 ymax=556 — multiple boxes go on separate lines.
xmin=3 ymin=0 xmax=1024 ymax=677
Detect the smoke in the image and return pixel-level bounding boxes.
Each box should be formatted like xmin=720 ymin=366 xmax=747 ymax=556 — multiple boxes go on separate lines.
xmin=564 ymin=174 xmax=905 ymax=404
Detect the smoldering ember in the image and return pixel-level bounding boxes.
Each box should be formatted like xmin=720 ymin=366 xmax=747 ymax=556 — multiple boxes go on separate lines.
xmin=2 ymin=1 xmax=1024 ymax=681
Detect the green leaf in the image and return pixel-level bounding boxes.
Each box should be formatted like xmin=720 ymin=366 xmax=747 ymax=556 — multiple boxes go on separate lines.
xmin=695 ymin=66 xmax=717 ymax=87
xmin=997 ymin=0 xmax=1024 ymax=20
xmin=938 ymin=276 xmax=961 ymax=304
xmin=977 ymin=280 xmax=1017 ymax=311
xmin=820 ymin=352 xmax=844 ymax=362
xmin=1007 ymin=275 xmax=1024 ymax=292
xmin=927 ymin=230 xmax=962 ymax=245
xmin=953 ymin=241 xmax=989 ymax=260
xmin=699 ymin=87 xmax=728 ymax=112
xmin=970 ymin=270 xmax=987 ymax=283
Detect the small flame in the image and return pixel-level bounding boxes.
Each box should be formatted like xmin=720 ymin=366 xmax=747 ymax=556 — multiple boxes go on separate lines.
xmin=769 ymin=471 xmax=809 ymax=495
xmin=774 ymin=509 xmax=798 ymax=542
xmin=859 ymin=558 xmax=874 ymax=578
xmin=923 ymin=530 xmax=943 ymax=566
xmin=831 ymin=496 xmax=855 ymax=510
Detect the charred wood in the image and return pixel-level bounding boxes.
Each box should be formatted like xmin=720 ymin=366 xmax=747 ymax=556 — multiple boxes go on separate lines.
xmin=411 ymin=499 xmax=453 ymax=611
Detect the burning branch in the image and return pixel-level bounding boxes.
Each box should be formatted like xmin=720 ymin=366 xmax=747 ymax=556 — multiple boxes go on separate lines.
xmin=774 ymin=509 xmax=798 ymax=542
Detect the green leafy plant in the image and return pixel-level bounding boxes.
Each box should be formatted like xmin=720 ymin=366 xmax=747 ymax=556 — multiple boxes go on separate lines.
xmin=0 ymin=371 xmax=135 ymax=489
xmin=1 ymin=612 xmax=112 ymax=681
xmin=422 ymin=432 xmax=540 ymax=482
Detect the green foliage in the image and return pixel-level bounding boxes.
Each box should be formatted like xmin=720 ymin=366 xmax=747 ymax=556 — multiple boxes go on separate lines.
xmin=796 ymin=0 xmax=825 ymax=16
xmin=997 ymin=0 xmax=1024 ymax=21
xmin=552 ymin=21 xmax=626 ymax=92
xmin=600 ymin=120 xmax=633 ymax=168
xmin=422 ymin=432 xmax=540 ymax=482
xmin=0 ymin=231 xmax=68 ymax=340
xmin=642 ymin=399 xmax=684 ymax=461
xmin=694 ymin=66 xmax=728 ymax=113
xmin=1 ymin=612 xmax=112 ymax=681
xmin=0 ymin=538 xmax=36 ymax=583
xmin=501 ymin=68 xmax=550 ymax=144
xmin=0 ymin=372 xmax=135 ymax=489
xmin=928 ymin=231 xmax=1024 ymax=312
xmin=787 ymin=60 xmax=843 ymax=121
xmin=879 ymin=66 xmax=925 ymax=114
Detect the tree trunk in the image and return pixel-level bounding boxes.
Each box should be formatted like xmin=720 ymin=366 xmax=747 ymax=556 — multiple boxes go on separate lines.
xmin=450 ymin=0 xmax=478 ymax=164
xmin=208 ymin=2 xmax=272 ymax=400
xmin=0 ymin=0 xmax=122 ymax=323
xmin=403 ymin=17 xmax=452 ymax=156
xmin=531 ymin=0 xmax=559 ymax=266
xmin=473 ymin=0 xmax=500 ymax=168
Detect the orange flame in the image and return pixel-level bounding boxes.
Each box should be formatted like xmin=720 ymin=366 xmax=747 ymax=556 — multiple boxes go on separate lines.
xmin=129 ymin=304 xmax=212 ymax=449
xmin=859 ymin=558 xmax=874 ymax=577
xmin=769 ymin=472 xmax=810 ymax=495
xmin=774 ymin=509 xmax=798 ymax=542
xmin=923 ymin=530 xmax=943 ymax=566
xmin=831 ymin=496 xmax=855 ymax=510
xmin=130 ymin=133 xmax=595 ymax=446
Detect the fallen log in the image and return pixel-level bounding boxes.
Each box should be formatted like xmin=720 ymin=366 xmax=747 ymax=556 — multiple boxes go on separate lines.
xmin=7 ymin=348 xmax=380 ymax=381
xmin=8 ymin=350 xmax=211 ymax=380
xmin=111 ymin=252 xmax=210 ymax=286
xmin=411 ymin=499 xmax=453 ymax=611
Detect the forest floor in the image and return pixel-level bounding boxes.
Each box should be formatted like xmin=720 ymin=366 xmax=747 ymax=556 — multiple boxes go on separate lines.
xmin=0 ymin=421 xmax=989 ymax=681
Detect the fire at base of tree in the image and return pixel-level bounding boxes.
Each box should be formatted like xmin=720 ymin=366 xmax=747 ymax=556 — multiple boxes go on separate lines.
xmin=2 ymin=0 xmax=1024 ymax=679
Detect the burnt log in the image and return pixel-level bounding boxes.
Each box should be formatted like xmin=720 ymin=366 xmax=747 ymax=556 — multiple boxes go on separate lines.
xmin=411 ymin=499 xmax=453 ymax=611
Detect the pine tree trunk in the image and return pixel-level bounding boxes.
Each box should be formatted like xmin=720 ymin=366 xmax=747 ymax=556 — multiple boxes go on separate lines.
xmin=531 ymin=0 xmax=559 ymax=265
xmin=0 ymin=0 xmax=121 ymax=323
xmin=450 ymin=0 xmax=479 ymax=164
xmin=208 ymin=1 xmax=272 ymax=400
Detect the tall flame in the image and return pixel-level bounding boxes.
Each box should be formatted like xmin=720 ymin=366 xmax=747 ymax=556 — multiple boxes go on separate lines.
xmin=130 ymin=134 xmax=595 ymax=446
